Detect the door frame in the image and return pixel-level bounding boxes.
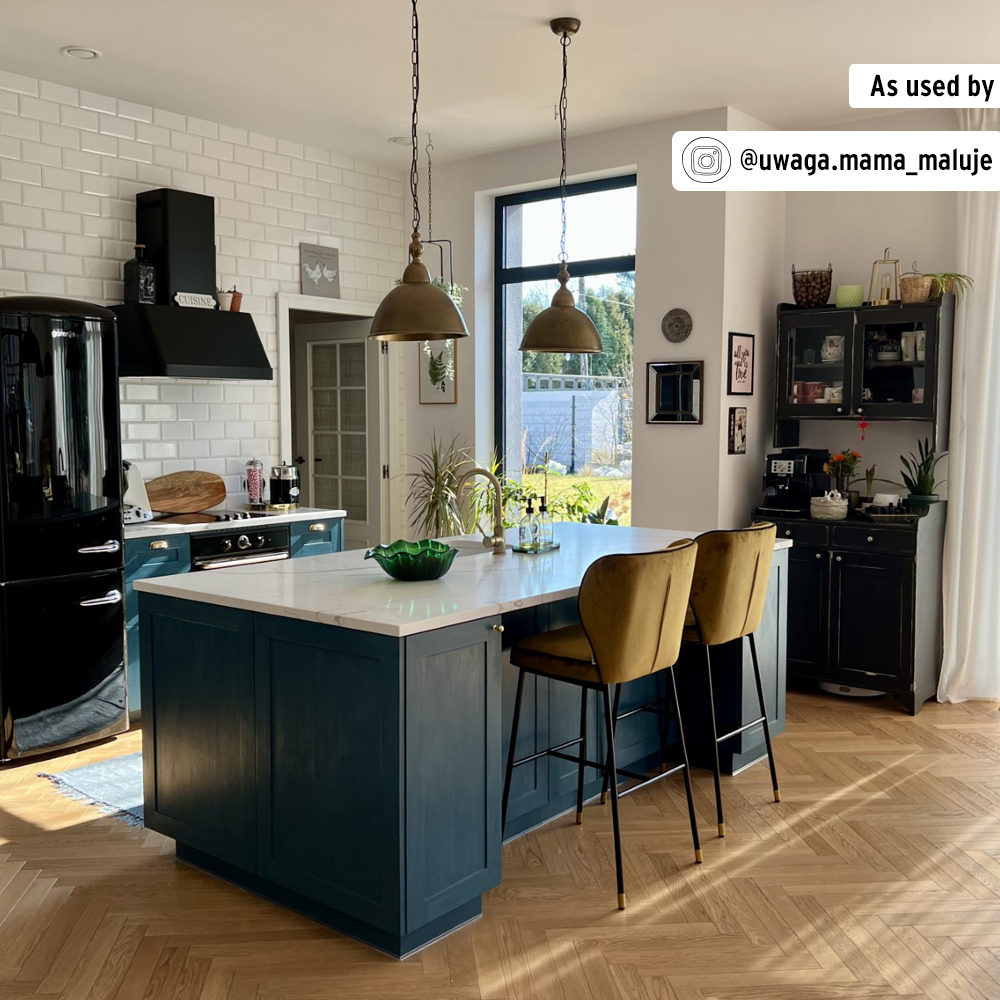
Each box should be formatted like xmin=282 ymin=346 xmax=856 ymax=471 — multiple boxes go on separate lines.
xmin=277 ymin=293 xmax=405 ymax=542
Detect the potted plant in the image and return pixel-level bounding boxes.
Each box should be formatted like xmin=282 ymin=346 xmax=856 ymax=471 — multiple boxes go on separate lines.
xmin=851 ymin=463 xmax=877 ymax=504
xmin=823 ymin=449 xmax=861 ymax=495
xmin=884 ymin=437 xmax=946 ymax=512
xmin=405 ymin=434 xmax=469 ymax=537
xmin=923 ymin=271 xmax=974 ymax=302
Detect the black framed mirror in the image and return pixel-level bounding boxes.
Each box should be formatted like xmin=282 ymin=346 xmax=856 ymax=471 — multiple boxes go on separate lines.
xmin=646 ymin=361 xmax=703 ymax=424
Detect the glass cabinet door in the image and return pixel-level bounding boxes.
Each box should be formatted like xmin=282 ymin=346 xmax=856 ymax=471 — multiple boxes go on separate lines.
xmin=854 ymin=308 xmax=935 ymax=419
xmin=778 ymin=311 xmax=855 ymax=418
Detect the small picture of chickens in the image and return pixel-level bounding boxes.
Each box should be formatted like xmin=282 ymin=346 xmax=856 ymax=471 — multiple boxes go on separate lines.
xmin=299 ymin=243 xmax=341 ymax=298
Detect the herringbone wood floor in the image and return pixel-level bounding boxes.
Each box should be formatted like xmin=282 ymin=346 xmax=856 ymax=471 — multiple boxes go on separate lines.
xmin=1 ymin=690 xmax=999 ymax=999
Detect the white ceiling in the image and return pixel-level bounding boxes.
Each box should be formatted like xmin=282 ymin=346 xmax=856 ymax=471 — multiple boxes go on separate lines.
xmin=0 ymin=1 xmax=994 ymax=165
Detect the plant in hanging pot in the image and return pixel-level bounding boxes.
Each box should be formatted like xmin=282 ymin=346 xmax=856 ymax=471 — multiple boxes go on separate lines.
xmin=883 ymin=438 xmax=946 ymax=512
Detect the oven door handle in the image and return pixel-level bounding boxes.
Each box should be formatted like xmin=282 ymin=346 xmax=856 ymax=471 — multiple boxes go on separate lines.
xmin=78 ymin=539 xmax=121 ymax=555
xmin=193 ymin=551 xmax=290 ymax=571
xmin=79 ymin=589 xmax=123 ymax=607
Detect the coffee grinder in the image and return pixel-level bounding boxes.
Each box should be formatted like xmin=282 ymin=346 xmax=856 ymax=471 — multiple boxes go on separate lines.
xmin=756 ymin=448 xmax=830 ymax=518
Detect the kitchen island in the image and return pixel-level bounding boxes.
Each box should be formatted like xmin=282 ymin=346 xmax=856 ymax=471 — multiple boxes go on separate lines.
xmin=135 ymin=523 xmax=790 ymax=957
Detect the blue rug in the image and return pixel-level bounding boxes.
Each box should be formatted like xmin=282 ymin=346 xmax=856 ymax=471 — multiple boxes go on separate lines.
xmin=39 ymin=751 xmax=144 ymax=827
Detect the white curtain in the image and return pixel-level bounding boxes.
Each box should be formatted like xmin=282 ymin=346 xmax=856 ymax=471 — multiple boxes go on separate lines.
xmin=937 ymin=109 xmax=1000 ymax=701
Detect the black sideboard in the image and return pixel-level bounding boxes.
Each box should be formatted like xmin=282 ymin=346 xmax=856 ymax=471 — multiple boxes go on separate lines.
xmin=773 ymin=504 xmax=945 ymax=714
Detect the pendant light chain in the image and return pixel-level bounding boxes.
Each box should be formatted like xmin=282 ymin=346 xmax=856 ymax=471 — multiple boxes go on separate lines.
xmin=558 ymin=32 xmax=570 ymax=264
xmin=410 ymin=0 xmax=421 ymax=236
xmin=426 ymin=135 xmax=433 ymax=240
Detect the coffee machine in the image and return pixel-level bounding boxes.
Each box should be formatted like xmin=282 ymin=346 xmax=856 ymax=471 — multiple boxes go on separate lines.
xmin=757 ymin=448 xmax=830 ymax=517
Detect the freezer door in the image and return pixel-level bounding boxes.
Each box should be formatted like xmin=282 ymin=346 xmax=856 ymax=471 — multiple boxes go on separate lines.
xmin=0 ymin=313 xmax=122 ymax=581
xmin=0 ymin=570 xmax=127 ymax=760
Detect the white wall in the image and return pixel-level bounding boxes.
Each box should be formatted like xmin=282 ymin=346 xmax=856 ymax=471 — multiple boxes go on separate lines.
xmin=784 ymin=108 xmax=957 ymax=491
xmin=0 ymin=69 xmax=405 ymax=494
xmin=418 ymin=109 xmax=731 ymax=532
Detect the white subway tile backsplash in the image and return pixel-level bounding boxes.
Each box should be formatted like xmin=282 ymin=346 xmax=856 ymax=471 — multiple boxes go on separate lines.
xmin=0 ymin=69 xmax=404 ymax=481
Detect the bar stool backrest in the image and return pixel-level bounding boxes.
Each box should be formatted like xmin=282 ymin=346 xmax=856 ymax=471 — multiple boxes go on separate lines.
xmin=688 ymin=522 xmax=777 ymax=646
xmin=578 ymin=538 xmax=698 ymax=685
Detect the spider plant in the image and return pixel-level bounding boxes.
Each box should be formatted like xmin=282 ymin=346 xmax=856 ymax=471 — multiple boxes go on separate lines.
xmin=405 ymin=435 xmax=469 ymax=538
xmin=923 ymin=271 xmax=974 ymax=302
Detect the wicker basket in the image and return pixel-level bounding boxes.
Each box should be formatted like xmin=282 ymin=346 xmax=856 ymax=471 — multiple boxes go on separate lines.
xmin=901 ymin=274 xmax=933 ymax=303
xmin=792 ymin=265 xmax=833 ymax=307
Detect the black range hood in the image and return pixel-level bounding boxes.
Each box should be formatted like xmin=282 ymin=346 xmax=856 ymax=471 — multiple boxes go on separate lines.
xmin=112 ymin=188 xmax=272 ymax=380
xmin=112 ymin=303 xmax=273 ymax=380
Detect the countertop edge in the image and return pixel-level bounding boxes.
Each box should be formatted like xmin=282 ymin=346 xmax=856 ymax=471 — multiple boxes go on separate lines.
xmin=124 ymin=507 xmax=346 ymax=538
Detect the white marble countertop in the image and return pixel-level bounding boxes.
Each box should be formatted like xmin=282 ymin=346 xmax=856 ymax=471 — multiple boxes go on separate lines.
xmin=134 ymin=522 xmax=792 ymax=637
xmin=124 ymin=505 xmax=346 ymax=539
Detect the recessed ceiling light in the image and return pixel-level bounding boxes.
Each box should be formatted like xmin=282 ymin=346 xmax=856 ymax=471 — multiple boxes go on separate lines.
xmin=387 ymin=136 xmax=411 ymax=145
xmin=61 ymin=46 xmax=102 ymax=60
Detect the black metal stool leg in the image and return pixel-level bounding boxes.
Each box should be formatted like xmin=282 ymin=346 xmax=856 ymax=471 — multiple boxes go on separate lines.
xmin=669 ymin=666 xmax=703 ymax=864
xmin=602 ymin=684 xmax=626 ymax=909
xmin=576 ymin=687 xmax=588 ymax=824
xmin=748 ymin=633 xmax=781 ymax=803
xmin=703 ymin=645 xmax=725 ymax=838
xmin=501 ymin=669 xmax=526 ymax=836
xmin=600 ymin=683 xmax=621 ymax=805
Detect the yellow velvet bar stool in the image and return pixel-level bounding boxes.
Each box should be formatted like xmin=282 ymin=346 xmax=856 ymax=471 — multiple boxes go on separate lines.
xmin=501 ymin=539 xmax=702 ymax=910
xmin=683 ymin=522 xmax=780 ymax=839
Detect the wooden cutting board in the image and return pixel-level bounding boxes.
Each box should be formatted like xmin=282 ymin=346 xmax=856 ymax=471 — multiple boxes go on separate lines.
xmin=146 ymin=471 xmax=227 ymax=514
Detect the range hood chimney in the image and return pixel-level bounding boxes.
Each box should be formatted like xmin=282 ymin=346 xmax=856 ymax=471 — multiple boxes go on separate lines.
xmin=112 ymin=189 xmax=273 ymax=380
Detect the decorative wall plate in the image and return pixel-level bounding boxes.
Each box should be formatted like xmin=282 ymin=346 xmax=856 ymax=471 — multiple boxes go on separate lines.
xmin=661 ymin=308 xmax=692 ymax=343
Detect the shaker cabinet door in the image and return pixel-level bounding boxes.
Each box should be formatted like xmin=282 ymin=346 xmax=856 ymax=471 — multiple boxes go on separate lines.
xmin=830 ymin=552 xmax=913 ymax=686
xmin=786 ymin=545 xmax=830 ymax=678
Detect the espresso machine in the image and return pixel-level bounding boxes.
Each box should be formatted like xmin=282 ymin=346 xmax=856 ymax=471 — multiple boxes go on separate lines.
xmin=756 ymin=448 xmax=830 ymax=518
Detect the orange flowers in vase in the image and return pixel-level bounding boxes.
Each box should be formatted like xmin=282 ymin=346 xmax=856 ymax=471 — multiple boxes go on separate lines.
xmin=823 ymin=450 xmax=861 ymax=494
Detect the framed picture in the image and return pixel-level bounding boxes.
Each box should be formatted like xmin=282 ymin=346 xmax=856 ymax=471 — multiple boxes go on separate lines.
xmin=727 ymin=332 xmax=754 ymax=395
xmin=646 ymin=361 xmax=703 ymax=424
xmin=299 ymin=243 xmax=341 ymax=298
xmin=728 ymin=406 xmax=747 ymax=454
xmin=419 ymin=340 xmax=457 ymax=404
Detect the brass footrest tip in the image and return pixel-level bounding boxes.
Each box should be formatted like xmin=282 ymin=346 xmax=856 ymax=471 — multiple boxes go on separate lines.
xmin=617 ymin=893 xmax=627 ymax=910
xmin=695 ymin=849 xmax=703 ymax=864
xmin=718 ymin=823 xmax=726 ymax=838
xmin=774 ymin=789 xmax=781 ymax=802
xmin=600 ymin=792 xmax=608 ymax=805
xmin=575 ymin=811 xmax=583 ymax=825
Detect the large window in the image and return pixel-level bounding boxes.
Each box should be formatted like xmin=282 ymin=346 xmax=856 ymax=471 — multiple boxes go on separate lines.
xmin=494 ymin=175 xmax=636 ymax=523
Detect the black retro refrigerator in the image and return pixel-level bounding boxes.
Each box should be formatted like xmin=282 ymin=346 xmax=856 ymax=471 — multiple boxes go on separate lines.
xmin=0 ymin=296 xmax=127 ymax=761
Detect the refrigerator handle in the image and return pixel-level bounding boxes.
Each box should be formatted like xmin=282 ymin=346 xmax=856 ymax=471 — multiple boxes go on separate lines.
xmin=77 ymin=540 xmax=122 ymax=555
xmin=79 ymin=590 xmax=123 ymax=608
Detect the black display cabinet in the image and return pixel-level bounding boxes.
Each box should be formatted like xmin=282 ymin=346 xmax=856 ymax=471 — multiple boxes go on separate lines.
xmin=774 ymin=296 xmax=954 ymax=447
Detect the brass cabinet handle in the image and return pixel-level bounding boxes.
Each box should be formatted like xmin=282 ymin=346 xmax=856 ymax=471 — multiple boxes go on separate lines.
xmin=491 ymin=624 xmax=505 ymax=633
xmin=309 ymin=522 xmax=326 ymax=532
xmin=149 ymin=540 xmax=169 ymax=550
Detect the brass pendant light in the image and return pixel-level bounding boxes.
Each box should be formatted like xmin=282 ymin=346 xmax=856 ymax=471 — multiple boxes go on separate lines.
xmin=369 ymin=0 xmax=469 ymax=343
xmin=519 ymin=17 xmax=602 ymax=355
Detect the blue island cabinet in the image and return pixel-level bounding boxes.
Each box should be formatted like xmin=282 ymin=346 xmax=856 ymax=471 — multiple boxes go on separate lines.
xmin=139 ymin=593 xmax=502 ymax=958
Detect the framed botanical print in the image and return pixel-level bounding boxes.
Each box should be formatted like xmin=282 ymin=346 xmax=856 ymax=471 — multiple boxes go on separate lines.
xmin=419 ymin=339 xmax=457 ymax=404
xmin=727 ymin=332 xmax=754 ymax=395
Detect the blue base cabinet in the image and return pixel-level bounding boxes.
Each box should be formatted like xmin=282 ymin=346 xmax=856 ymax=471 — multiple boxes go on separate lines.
xmin=140 ymin=594 xmax=501 ymax=958
xmin=289 ymin=517 xmax=343 ymax=558
xmin=124 ymin=534 xmax=191 ymax=714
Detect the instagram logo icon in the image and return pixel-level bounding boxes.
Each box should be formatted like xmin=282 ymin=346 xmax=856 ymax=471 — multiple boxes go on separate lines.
xmin=681 ymin=137 xmax=731 ymax=183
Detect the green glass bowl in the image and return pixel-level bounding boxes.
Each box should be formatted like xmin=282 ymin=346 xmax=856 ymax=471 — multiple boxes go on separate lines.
xmin=364 ymin=539 xmax=459 ymax=581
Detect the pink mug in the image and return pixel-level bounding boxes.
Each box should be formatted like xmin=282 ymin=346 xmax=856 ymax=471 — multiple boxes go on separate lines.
xmin=911 ymin=388 xmax=924 ymax=403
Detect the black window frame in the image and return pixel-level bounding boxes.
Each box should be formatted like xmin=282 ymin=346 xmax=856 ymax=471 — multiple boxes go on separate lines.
xmin=493 ymin=173 xmax=637 ymax=465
